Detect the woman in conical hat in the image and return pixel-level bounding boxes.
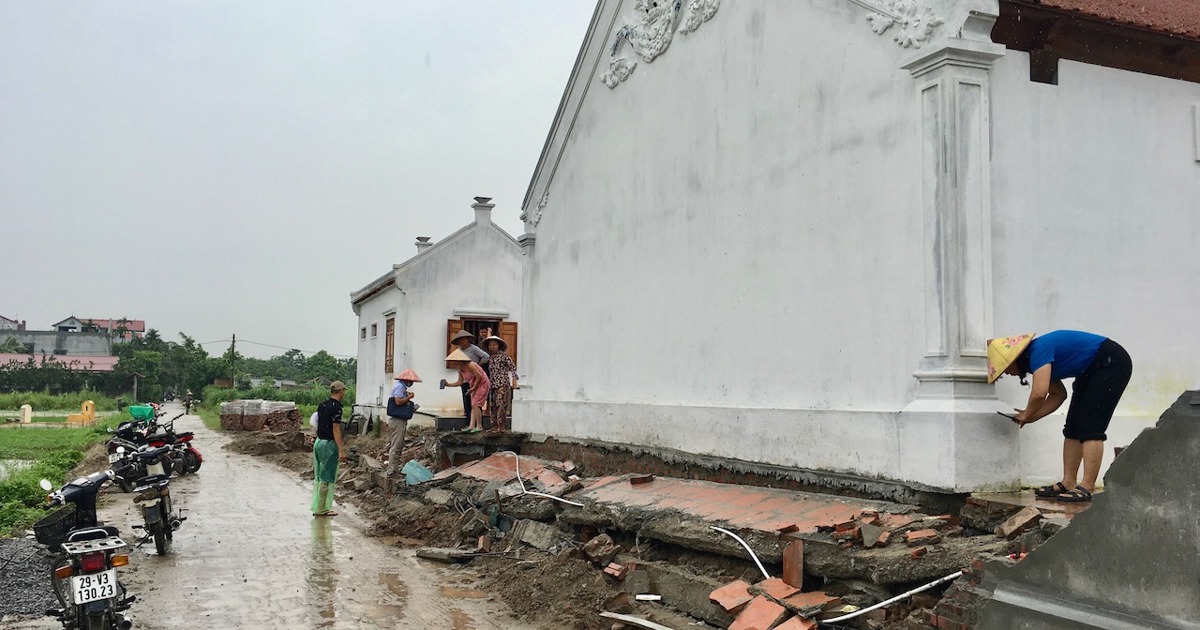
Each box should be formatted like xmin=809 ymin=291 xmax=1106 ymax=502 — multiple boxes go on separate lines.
xmin=988 ymin=330 xmax=1132 ymax=503
xmin=444 ymin=348 xmax=490 ymax=433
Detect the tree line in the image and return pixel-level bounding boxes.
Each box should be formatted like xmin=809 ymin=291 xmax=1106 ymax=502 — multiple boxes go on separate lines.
xmin=0 ymin=329 xmax=355 ymax=402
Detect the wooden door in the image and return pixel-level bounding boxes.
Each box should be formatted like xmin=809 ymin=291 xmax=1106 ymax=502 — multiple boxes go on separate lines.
xmin=498 ymin=321 xmax=518 ymax=366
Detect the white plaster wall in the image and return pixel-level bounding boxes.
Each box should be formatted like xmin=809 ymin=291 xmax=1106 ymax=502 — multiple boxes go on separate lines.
xmin=519 ymin=1 xmax=929 ymax=477
xmin=354 ymin=287 xmax=399 ymax=410
xmin=990 ymin=54 xmax=1200 ymax=484
xmin=354 ymin=221 xmax=523 ymax=416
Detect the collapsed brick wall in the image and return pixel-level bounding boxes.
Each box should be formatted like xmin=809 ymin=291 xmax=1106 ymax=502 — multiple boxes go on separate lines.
xmin=220 ymin=399 xmax=300 ymax=432
xmin=923 ymin=558 xmax=999 ymax=630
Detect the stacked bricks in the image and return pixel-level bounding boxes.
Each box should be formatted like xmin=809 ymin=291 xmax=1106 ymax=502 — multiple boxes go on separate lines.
xmin=924 ymin=559 xmax=990 ymax=630
xmin=219 ymin=399 xmax=300 ymax=432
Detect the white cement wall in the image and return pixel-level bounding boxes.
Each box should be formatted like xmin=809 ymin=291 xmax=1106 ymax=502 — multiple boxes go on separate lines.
xmin=518 ymin=0 xmax=1200 ymax=489
xmin=990 ymin=53 xmax=1200 ymax=484
xmin=519 ymin=0 xmax=929 ymax=476
xmin=354 ymin=218 xmax=523 ymax=416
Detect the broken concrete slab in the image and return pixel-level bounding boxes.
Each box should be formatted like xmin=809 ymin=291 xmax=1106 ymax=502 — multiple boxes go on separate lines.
xmin=422 ymin=488 xmax=457 ymax=507
xmin=981 ymin=392 xmax=1200 ymax=628
xmin=802 ymin=535 xmax=1014 ymax=585
xmin=861 ymin=523 xmax=887 ymax=548
xmin=782 ymin=591 xmax=839 ymax=617
xmin=509 ymin=519 xmax=570 ymax=552
xmin=635 ymin=560 xmax=736 ymax=627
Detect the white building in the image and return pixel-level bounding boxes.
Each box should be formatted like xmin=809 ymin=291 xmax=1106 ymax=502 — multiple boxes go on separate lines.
xmin=351 ymin=198 xmax=523 ymax=418
xmin=514 ymin=0 xmax=1200 ymax=492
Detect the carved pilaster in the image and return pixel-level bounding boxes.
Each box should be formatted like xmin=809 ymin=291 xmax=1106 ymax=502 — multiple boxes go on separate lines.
xmin=902 ymin=37 xmax=1005 ymax=396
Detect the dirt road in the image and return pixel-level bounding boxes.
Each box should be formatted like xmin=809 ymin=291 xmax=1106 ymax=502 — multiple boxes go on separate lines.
xmin=14 ymin=406 xmax=536 ymax=630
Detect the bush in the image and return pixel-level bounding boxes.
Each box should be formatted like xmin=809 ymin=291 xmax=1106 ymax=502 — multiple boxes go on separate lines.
xmin=0 ymin=390 xmax=118 ymax=412
xmin=0 ymin=450 xmax=84 ymax=534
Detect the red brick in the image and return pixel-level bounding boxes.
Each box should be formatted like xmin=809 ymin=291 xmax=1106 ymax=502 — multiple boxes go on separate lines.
xmin=603 ymin=563 xmax=629 ymax=580
xmin=904 ymin=529 xmax=941 ymax=546
xmin=834 ymin=520 xmax=857 ymax=532
xmin=774 ymin=616 xmax=818 ymax=630
xmin=877 ymin=531 xmax=892 ymax=546
xmin=755 ymin=577 xmax=800 ymax=601
xmin=777 ymin=523 xmax=800 ymax=534
xmin=911 ymin=546 xmax=928 ymax=559
xmin=710 ymin=579 xmax=754 ymax=613
xmin=629 ymin=474 xmax=655 ymax=485
xmin=782 ymin=539 xmax=804 ymax=588
xmin=730 ymin=596 xmax=788 ymax=630
xmin=782 ymin=591 xmax=838 ymax=614
xmin=995 ymin=506 xmax=1042 ymax=539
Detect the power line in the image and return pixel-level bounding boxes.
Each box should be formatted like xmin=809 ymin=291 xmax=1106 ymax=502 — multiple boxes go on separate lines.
xmin=197 ymin=337 xmax=354 ymax=359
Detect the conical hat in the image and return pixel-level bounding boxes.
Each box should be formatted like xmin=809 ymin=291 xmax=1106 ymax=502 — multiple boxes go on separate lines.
xmin=986 ymin=333 xmax=1036 ymax=384
xmin=482 ymin=336 xmax=507 ymax=352
xmin=450 ymin=329 xmax=475 ymax=342
xmin=445 ymin=348 xmax=472 ymax=362
xmin=394 ymin=369 xmax=422 ymax=382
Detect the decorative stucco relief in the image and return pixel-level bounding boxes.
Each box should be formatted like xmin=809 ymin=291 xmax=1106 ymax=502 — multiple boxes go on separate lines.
xmin=521 ymin=190 xmax=550 ymax=227
xmin=852 ymin=0 xmax=944 ymax=48
xmin=600 ymin=0 xmax=720 ymax=89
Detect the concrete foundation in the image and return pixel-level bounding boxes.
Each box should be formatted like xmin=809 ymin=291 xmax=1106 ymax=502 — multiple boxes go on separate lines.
xmin=980 ymin=391 xmax=1200 ymax=629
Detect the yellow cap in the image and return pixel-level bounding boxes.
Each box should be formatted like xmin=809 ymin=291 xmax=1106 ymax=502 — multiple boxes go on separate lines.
xmin=986 ymin=334 xmax=1036 ymax=384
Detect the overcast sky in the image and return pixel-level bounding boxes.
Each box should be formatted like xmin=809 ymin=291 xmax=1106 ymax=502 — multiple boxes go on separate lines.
xmin=0 ymin=1 xmax=594 ymax=360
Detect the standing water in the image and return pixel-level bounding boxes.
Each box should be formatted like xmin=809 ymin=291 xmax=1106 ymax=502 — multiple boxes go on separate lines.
xmin=0 ymin=459 xmax=34 ymax=481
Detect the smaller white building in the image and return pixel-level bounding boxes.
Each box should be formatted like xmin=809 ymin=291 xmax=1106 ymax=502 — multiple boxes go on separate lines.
xmin=351 ymin=197 xmax=523 ymax=418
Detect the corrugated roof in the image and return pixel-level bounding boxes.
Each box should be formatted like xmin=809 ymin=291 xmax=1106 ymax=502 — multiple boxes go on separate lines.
xmin=1028 ymin=0 xmax=1200 ymax=39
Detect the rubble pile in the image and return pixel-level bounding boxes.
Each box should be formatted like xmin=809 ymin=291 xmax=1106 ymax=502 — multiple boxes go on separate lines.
xmin=327 ymin=443 xmax=1079 ymax=630
xmin=219 ymin=399 xmax=300 ymax=432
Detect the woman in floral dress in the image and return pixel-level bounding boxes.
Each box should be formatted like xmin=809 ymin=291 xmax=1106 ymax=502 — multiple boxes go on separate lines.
xmin=483 ymin=336 xmax=518 ymax=433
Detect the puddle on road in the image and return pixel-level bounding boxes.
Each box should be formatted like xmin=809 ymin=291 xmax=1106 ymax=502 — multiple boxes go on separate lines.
xmin=378 ymin=572 xmax=410 ymax=602
xmin=440 ymin=586 xmax=492 ymax=599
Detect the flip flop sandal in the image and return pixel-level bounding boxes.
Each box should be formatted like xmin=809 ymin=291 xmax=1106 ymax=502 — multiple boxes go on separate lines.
xmin=1034 ymin=482 xmax=1068 ymax=498
xmin=1057 ymin=487 xmax=1093 ymax=503
xmin=314 ymin=511 xmax=339 ymax=517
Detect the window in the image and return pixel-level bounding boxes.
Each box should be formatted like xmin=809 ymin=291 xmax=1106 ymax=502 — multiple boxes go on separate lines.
xmin=360 ymin=327 xmax=367 ymax=340
xmin=446 ymin=318 xmax=518 ymax=365
xmin=370 ymin=323 xmax=377 ymax=338
xmin=384 ymin=318 xmax=395 ymax=374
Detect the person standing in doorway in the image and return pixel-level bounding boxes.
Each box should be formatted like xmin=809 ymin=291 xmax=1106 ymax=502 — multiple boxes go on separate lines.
xmin=450 ymin=329 xmax=489 ymax=421
xmin=483 ymin=336 xmax=517 ymax=433
xmin=988 ymin=330 xmax=1133 ymax=503
xmin=444 ymin=348 xmax=490 ymax=433
xmin=386 ymin=369 xmax=421 ymax=475
xmin=312 ymin=381 xmax=348 ymax=517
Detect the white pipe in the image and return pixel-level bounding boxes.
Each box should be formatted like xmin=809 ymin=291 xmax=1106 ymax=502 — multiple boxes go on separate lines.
xmin=820 ymin=570 xmax=963 ymax=625
xmin=710 ymin=526 xmax=771 ymax=580
xmin=498 ymin=451 xmax=585 ymax=507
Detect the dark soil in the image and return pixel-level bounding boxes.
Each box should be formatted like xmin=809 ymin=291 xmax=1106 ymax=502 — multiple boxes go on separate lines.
xmin=475 ymin=552 xmax=621 ymax=630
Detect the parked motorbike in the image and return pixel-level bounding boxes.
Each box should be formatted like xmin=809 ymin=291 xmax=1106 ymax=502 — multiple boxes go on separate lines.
xmin=106 ymin=413 xmax=201 ymax=482
xmin=34 ymin=471 xmax=136 ymax=630
xmin=124 ymin=445 xmax=186 ymax=556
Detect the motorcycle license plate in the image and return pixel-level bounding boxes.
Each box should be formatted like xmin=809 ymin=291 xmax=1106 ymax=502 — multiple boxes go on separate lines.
xmin=71 ymin=569 xmax=117 ymax=604
xmin=108 ymin=453 xmax=122 ymax=463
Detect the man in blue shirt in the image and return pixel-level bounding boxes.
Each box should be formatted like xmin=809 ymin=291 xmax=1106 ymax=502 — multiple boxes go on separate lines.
xmin=987 ymin=330 xmax=1133 ymax=503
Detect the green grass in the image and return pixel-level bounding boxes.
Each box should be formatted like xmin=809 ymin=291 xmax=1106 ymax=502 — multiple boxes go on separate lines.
xmin=196 ymin=407 xmax=221 ymax=432
xmin=0 ymin=390 xmax=118 ymax=413
xmin=0 ymin=419 xmax=119 ymax=534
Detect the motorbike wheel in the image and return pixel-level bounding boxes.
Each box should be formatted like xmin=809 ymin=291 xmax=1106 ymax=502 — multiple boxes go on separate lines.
xmin=46 ymin=556 xmax=70 ymax=609
xmin=151 ymin=521 xmax=169 ymax=556
xmin=184 ymin=450 xmax=201 ymax=473
xmin=172 ymin=456 xmax=187 ymax=476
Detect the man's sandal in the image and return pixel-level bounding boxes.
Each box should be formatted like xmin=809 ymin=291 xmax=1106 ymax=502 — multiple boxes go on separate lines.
xmin=1057 ymin=487 xmax=1093 ymax=503
xmin=1034 ymin=482 xmax=1068 ymax=498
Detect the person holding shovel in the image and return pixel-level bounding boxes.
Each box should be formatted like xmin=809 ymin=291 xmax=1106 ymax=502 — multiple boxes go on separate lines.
xmin=987 ymin=331 xmax=1132 ymax=503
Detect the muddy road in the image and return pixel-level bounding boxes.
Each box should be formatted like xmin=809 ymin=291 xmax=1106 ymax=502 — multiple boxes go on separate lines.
xmin=14 ymin=406 xmax=538 ymax=630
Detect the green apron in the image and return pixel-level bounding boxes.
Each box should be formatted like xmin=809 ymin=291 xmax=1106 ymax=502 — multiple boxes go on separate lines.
xmin=311 ymin=438 xmax=339 ymax=514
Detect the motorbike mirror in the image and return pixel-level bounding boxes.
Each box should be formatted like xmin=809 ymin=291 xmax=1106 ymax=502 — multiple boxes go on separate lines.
xmin=116 ymin=446 xmax=126 ymax=454
xmin=39 ymin=479 xmax=53 ymax=491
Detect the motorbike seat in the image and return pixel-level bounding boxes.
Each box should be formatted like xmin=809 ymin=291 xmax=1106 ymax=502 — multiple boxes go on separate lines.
xmin=174 ymin=432 xmax=193 ymax=440
xmin=66 ymin=526 xmax=120 ymax=542
xmin=133 ymin=446 xmax=170 ymax=461
xmin=134 ymin=474 xmax=170 ymax=489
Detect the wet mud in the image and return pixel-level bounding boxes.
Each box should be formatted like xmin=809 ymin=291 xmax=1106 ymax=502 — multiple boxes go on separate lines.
xmin=10 ymin=406 xmax=536 ymax=630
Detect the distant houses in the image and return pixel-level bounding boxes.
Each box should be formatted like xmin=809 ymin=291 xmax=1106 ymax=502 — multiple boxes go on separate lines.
xmin=0 ymin=315 xmax=144 ymax=373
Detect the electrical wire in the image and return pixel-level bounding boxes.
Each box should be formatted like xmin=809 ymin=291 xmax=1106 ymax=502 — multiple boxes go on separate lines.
xmin=499 ymin=451 xmax=585 ymax=507
xmin=820 ymin=570 xmax=964 ymax=625
xmin=710 ymin=526 xmax=771 ymax=580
